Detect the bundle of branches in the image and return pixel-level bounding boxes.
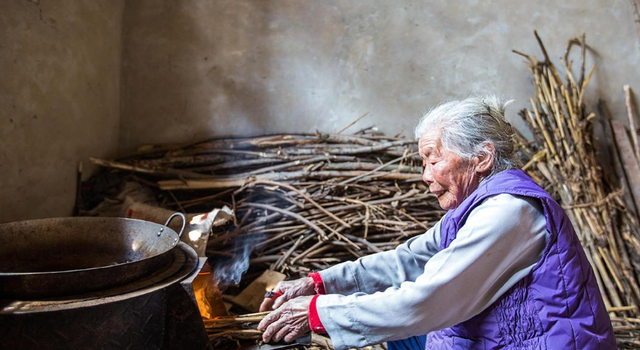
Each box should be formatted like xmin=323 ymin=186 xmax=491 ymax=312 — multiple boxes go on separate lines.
xmin=514 ymin=31 xmax=640 ymax=347
xmin=90 ymin=130 xmax=443 ymax=277
xmin=203 ymin=311 xmax=268 ymax=348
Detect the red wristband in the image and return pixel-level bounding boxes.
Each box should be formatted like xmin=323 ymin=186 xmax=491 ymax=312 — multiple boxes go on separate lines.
xmin=308 ymin=294 xmax=327 ymax=334
xmin=308 ymin=272 xmax=326 ymax=294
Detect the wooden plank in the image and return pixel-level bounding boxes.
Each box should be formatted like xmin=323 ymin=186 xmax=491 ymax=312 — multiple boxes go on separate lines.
xmin=624 ymin=85 xmax=640 ymax=160
xmin=232 ymin=270 xmax=286 ymax=312
xmin=598 ymin=100 xmax=639 ymax=218
xmin=612 ymin=121 xmax=640 ymax=212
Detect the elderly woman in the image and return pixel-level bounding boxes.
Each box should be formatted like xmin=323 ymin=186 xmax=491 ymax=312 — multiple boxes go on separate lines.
xmin=257 ymin=96 xmax=615 ymax=350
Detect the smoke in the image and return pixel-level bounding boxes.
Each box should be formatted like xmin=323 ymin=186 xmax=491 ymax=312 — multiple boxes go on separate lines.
xmin=210 ymin=234 xmax=254 ymax=291
xmin=183 ymin=206 xmax=251 ymax=291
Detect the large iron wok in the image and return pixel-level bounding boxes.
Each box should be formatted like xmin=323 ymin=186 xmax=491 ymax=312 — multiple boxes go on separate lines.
xmin=0 ymin=214 xmax=185 ymax=299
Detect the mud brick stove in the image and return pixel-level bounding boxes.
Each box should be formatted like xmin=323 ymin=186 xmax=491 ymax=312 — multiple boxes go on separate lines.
xmin=0 ymin=242 xmax=211 ymax=350
xmin=0 ymin=217 xmax=212 ymax=350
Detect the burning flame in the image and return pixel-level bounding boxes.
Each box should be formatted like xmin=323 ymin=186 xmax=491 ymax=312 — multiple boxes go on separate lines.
xmin=192 ymin=262 xmax=228 ymax=319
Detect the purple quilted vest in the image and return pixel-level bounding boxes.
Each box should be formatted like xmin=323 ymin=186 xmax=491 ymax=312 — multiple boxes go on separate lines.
xmin=425 ymin=169 xmax=615 ymax=350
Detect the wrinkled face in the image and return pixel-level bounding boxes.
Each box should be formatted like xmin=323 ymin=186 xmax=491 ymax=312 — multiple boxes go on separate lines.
xmin=418 ymin=131 xmax=480 ymax=210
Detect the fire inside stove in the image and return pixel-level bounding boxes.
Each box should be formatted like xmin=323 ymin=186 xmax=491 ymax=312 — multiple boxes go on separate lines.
xmin=193 ymin=262 xmax=229 ymax=319
xmin=193 ymin=264 xmax=312 ymax=350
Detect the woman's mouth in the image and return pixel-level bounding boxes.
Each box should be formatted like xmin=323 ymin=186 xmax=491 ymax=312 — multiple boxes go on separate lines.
xmin=430 ymin=190 xmax=445 ymax=197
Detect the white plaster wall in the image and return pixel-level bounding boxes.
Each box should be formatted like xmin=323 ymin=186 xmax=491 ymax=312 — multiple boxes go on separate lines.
xmin=119 ymin=0 xmax=640 ymax=154
xmin=0 ymin=1 xmax=125 ymax=223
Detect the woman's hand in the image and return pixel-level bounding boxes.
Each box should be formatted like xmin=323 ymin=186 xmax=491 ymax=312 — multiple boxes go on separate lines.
xmin=259 ymin=277 xmax=315 ymax=312
xmin=257 ymin=295 xmax=313 ymax=343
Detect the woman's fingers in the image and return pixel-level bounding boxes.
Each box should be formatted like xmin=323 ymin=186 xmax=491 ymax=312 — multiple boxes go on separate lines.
xmin=272 ymin=324 xmax=293 ymax=342
xmin=261 ymin=321 xmax=278 ymax=343
xmin=261 ymin=312 xmax=305 ymax=343
xmin=259 ymin=297 xmax=275 ymax=312
xmin=261 ymin=314 xmax=290 ymax=343
xmin=260 ymin=281 xmax=286 ymax=311
xmin=283 ymin=327 xmax=304 ymax=343
xmin=260 ymin=277 xmax=315 ymax=311
xmin=272 ymin=290 xmax=290 ymax=309
xmin=257 ymin=296 xmax=313 ymax=344
xmin=257 ymin=309 xmax=279 ymax=333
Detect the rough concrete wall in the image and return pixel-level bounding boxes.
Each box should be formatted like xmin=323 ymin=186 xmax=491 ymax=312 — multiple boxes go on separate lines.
xmin=120 ymin=0 xmax=640 ymax=154
xmin=0 ymin=0 xmax=124 ymax=223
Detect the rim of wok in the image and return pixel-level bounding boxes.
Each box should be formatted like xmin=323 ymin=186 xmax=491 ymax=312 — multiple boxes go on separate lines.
xmin=0 ymin=216 xmax=185 ymax=276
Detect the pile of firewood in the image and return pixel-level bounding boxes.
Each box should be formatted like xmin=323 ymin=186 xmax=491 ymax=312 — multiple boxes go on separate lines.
xmin=90 ymin=130 xmax=444 ymax=279
xmin=514 ymin=32 xmax=640 ymax=348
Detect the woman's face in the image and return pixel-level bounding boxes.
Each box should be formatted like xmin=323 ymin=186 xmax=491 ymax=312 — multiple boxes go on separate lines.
xmin=418 ymin=131 xmax=481 ymax=210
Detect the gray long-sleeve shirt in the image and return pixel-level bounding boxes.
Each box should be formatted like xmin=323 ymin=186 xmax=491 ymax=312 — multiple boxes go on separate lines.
xmin=316 ymin=194 xmax=548 ymax=350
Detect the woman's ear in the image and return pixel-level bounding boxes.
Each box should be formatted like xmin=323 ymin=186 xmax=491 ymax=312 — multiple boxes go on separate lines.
xmin=475 ymin=142 xmax=495 ymax=174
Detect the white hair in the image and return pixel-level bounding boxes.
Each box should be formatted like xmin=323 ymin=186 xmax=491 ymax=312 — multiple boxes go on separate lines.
xmin=414 ymin=95 xmax=520 ymax=177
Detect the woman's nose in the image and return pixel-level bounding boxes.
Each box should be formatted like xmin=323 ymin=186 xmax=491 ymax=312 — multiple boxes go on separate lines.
xmin=422 ymin=165 xmax=433 ymax=184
